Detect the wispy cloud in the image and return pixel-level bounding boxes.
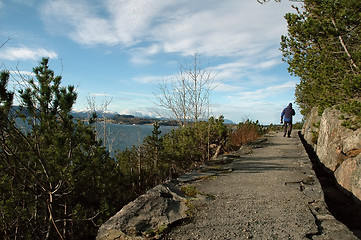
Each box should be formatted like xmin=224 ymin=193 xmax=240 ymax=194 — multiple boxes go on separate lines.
xmin=209 ymin=79 xmax=298 ymax=122
xmin=213 ymin=82 xmax=244 ymax=93
xmin=32 ymin=0 xmax=302 ymax=124
xmin=231 ymin=81 xmax=297 ymax=100
xmin=9 ymin=70 xmax=35 ymax=76
xmin=41 ymin=0 xmax=118 ymax=45
xmin=132 ymin=75 xmax=162 ymax=84
xmin=40 ymin=0 xmax=299 ymax=59
xmin=0 ymin=47 xmax=57 ymax=60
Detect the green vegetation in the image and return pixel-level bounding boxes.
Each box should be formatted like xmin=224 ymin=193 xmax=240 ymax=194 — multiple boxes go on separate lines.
xmin=293 ymin=121 xmax=304 ymax=130
xmin=226 ymin=120 xmax=265 ymax=151
xmin=281 ymin=0 xmax=361 ymax=128
xmin=181 ymin=185 xmax=200 ymax=198
xmin=1 ymin=59 xmax=265 ymax=239
xmin=0 ymin=59 xmax=124 ymax=239
xmin=142 ymin=223 xmax=169 ymax=239
xmin=337 ymin=100 xmax=361 ymax=130
xmin=115 ymin=116 xmax=229 ymax=195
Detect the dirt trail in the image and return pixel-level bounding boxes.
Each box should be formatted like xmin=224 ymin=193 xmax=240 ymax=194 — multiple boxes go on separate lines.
xmin=167 ymin=131 xmax=358 ymax=240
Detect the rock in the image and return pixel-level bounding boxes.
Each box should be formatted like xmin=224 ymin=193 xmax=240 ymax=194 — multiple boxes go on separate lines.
xmin=316 ymin=107 xmax=360 ymax=171
xmin=335 ymin=155 xmax=361 ymax=200
xmin=96 ymin=181 xmax=187 ymax=240
xmin=237 ymin=145 xmax=253 ymax=155
xmin=302 ymin=106 xmax=361 ymax=202
xmin=302 ymin=107 xmax=321 ymax=149
xmin=308 ymin=201 xmax=359 ymax=240
xmin=177 ymin=170 xmax=217 ymax=183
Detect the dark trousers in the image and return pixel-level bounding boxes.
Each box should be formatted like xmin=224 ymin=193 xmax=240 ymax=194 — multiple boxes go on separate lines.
xmin=283 ymin=122 xmax=292 ymax=137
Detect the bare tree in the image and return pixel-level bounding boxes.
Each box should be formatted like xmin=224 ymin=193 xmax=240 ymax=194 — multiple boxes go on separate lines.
xmin=86 ymin=94 xmax=113 ymax=147
xmin=155 ymin=53 xmax=215 ymax=126
xmin=0 ymin=37 xmax=10 ymax=49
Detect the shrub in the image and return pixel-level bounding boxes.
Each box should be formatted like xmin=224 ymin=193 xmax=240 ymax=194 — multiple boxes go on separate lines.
xmin=226 ymin=119 xmax=262 ymax=151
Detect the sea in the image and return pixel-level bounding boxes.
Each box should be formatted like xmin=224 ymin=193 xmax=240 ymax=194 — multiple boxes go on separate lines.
xmin=14 ymin=119 xmax=176 ymax=156
xmin=94 ymin=123 xmax=176 ymax=155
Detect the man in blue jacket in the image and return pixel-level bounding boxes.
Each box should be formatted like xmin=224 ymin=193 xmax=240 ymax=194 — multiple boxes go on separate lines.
xmin=281 ymin=103 xmax=296 ymax=138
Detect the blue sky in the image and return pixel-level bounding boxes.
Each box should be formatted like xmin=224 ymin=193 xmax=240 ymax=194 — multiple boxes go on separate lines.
xmin=0 ymin=0 xmax=303 ymax=124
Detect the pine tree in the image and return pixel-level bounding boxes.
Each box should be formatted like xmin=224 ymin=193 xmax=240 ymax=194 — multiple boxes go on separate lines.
xmin=0 ymin=58 xmax=123 ymax=239
xmin=281 ymin=0 xmax=361 ymax=117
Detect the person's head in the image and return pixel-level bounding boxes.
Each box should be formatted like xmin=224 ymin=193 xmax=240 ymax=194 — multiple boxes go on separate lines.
xmin=288 ymin=103 xmax=292 ymax=108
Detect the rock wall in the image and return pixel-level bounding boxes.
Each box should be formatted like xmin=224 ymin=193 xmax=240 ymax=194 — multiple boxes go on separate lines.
xmin=302 ymin=107 xmax=361 ymax=201
xmin=302 ymin=107 xmax=321 ymax=150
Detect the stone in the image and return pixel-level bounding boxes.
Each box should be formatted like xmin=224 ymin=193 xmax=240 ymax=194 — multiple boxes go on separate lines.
xmin=303 ymin=106 xmax=361 ymax=202
xmin=316 ymin=107 xmax=358 ymax=171
xmin=302 ymin=107 xmax=321 ymax=149
xmin=334 ymin=156 xmax=359 ymax=194
xmin=96 ymin=181 xmax=187 ymax=240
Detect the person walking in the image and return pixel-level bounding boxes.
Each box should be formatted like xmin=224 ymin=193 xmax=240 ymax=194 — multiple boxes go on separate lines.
xmin=281 ymin=103 xmax=295 ymax=138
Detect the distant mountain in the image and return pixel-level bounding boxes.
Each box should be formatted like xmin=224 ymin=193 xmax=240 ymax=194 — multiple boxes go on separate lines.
xmin=70 ymin=109 xmax=119 ymax=119
xmin=9 ymin=106 xmax=234 ymax=125
xmin=223 ymin=119 xmax=235 ymax=124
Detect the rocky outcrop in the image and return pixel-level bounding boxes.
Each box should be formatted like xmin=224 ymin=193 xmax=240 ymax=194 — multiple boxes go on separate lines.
xmin=334 ymin=154 xmax=361 ymax=201
xmin=96 ymin=181 xmax=188 ymax=240
xmin=302 ymin=107 xmax=321 ymax=149
xmin=302 ymin=106 xmax=361 ymax=201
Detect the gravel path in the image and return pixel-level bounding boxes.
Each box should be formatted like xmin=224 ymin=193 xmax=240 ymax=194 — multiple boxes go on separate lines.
xmin=167 ymin=131 xmax=357 ymax=240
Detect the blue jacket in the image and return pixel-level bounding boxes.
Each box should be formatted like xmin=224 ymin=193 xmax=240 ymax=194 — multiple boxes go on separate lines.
xmin=281 ymin=103 xmax=295 ymax=123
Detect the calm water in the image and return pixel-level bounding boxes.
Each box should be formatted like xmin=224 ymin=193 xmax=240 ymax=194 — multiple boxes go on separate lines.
xmin=95 ymin=123 xmax=176 ymax=154
xmin=14 ymin=119 xmax=176 ymax=155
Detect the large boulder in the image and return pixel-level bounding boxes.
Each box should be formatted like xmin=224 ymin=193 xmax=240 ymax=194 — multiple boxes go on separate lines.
xmin=334 ymin=155 xmax=361 ymax=201
xmin=316 ymin=107 xmax=361 ymax=171
xmin=303 ymin=106 xmax=361 ymax=202
xmin=302 ymin=107 xmax=321 ymax=149
xmin=96 ymin=181 xmax=187 ymax=240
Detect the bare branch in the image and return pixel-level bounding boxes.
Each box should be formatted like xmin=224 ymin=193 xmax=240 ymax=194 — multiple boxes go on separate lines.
xmin=0 ymin=37 xmax=11 ymax=49
xmin=331 ymin=18 xmax=359 ymax=72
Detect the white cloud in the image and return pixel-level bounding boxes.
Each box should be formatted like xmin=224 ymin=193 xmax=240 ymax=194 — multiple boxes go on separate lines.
xmin=117 ymin=90 xmax=152 ymax=98
xmin=105 ymin=0 xmax=172 ymax=46
xmin=254 ymin=59 xmax=282 ymax=70
xmin=71 ymin=18 xmax=118 ymax=45
xmin=40 ymin=0 xmax=300 ymax=59
xmin=41 ymin=0 xmax=118 ymax=45
xmin=34 ymin=0 xmax=303 ymax=124
xmin=210 ymin=80 xmax=298 ymax=123
xmin=9 ymin=70 xmax=35 ymax=77
xmin=132 ymin=75 xmax=162 ymax=84
xmin=128 ymin=44 xmax=162 ymax=64
xmin=232 ymin=81 xmax=296 ymax=100
xmin=213 ymin=82 xmax=244 ymax=93
xmin=0 ymin=47 xmax=58 ymax=60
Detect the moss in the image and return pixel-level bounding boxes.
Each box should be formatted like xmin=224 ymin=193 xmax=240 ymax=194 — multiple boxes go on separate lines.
xmin=142 ymin=224 xmax=169 ymax=239
xmin=181 ymin=185 xmax=199 ymax=198
xmin=184 ymin=199 xmax=197 ymax=218
xmin=312 ymin=121 xmax=320 ymax=128
xmin=311 ymin=130 xmax=318 ymax=144
xmin=338 ymin=100 xmax=361 ymax=130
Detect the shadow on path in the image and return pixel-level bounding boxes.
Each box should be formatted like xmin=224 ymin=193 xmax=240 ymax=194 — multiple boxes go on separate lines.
xmin=299 ymin=131 xmax=361 ymax=238
xmin=231 ymin=156 xmax=292 ymax=173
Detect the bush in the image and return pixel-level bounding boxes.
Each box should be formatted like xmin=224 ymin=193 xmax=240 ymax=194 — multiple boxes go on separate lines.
xmin=226 ymin=119 xmax=263 ymax=151
xmin=115 ymin=116 xmax=229 ymax=192
xmin=293 ymin=121 xmax=304 ymax=130
xmin=0 ymin=59 xmax=124 ymax=239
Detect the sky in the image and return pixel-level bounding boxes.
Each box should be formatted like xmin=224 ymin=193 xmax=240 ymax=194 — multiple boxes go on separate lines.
xmin=0 ymin=0 xmax=303 ymax=124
